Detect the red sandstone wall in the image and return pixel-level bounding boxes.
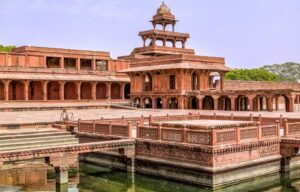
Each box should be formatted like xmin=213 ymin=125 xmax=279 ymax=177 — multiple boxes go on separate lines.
xmin=224 ymin=80 xmax=300 ymax=91
xmin=0 ymin=53 xmax=43 ymax=68
xmin=109 ymin=59 xmax=130 ymax=72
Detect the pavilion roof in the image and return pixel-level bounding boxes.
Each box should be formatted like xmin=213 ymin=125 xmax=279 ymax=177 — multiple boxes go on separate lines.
xmin=121 ymin=62 xmax=231 ymax=73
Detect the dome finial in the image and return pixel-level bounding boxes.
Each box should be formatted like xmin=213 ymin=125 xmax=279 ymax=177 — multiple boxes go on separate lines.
xmin=156 ymin=1 xmax=171 ymax=15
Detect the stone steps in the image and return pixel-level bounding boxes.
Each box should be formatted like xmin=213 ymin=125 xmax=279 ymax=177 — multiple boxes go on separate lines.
xmin=0 ymin=128 xmax=79 ymax=153
xmin=0 ymin=132 xmax=70 ymax=140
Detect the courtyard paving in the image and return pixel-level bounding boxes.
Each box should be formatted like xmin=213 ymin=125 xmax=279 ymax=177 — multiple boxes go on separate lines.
xmin=0 ymin=107 xmax=299 ymax=125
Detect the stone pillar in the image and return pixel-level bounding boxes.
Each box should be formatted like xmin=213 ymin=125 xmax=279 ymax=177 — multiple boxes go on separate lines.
xmin=24 ymin=80 xmax=29 ymax=101
xmin=248 ymin=95 xmax=255 ymax=111
xmin=4 ymin=80 xmax=10 ymax=101
xmin=162 ymin=98 xmax=168 ymax=109
xmin=281 ymin=157 xmax=291 ymax=173
xmin=59 ymin=81 xmax=65 ymax=100
xmin=42 ymin=81 xmax=48 ymax=101
xmin=76 ymin=58 xmax=81 ymax=70
xmin=220 ymin=73 xmax=225 ymax=91
xmin=92 ymin=59 xmax=96 ymax=71
xmin=288 ymin=95 xmax=295 ymax=112
xmin=60 ymin=57 xmax=64 ymax=68
xmin=267 ymin=96 xmax=273 ymax=112
xmin=91 ymin=82 xmax=97 ymax=100
xmin=77 ymin=82 xmax=81 ymax=101
xmin=178 ymin=97 xmax=184 ymax=109
xmin=275 ymin=96 xmax=279 ymax=111
xmin=213 ymin=96 xmax=219 ymax=110
xmin=55 ymin=166 xmax=69 ymax=184
xmin=124 ymin=147 xmax=136 ymax=173
xmin=230 ymin=96 xmax=236 ymax=111
xmin=106 ymin=82 xmax=111 ymax=100
xmin=197 ymin=96 xmax=204 ymax=110
xmin=120 ymin=83 xmax=125 ymax=100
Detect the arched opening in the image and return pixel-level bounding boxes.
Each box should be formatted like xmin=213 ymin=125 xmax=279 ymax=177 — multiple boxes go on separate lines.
xmin=111 ymin=83 xmax=121 ymax=99
xmin=28 ymin=81 xmax=43 ymax=100
xmin=81 ymin=82 xmax=92 ymax=100
xmin=202 ymin=96 xmax=214 ymax=110
xmin=155 ymin=98 xmax=163 ymax=109
xmin=0 ymin=81 xmax=4 ymax=100
xmin=47 ymin=81 xmax=60 ymax=100
xmin=209 ymin=72 xmax=220 ymax=89
xmin=235 ymin=96 xmax=249 ymax=111
xmin=253 ymin=95 xmax=267 ymax=111
xmin=96 ymin=83 xmax=106 ymax=99
xmin=9 ymin=81 xmax=25 ymax=100
xmin=169 ymin=97 xmax=178 ymax=109
xmin=272 ymin=95 xmax=288 ymax=112
xmin=191 ymin=72 xmax=198 ymax=90
xmin=134 ymin=97 xmax=141 ymax=108
xmin=218 ymin=96 xmax=231 ymax=111
xmin=165 ymin=40 xmax=173 ymax=47
xmin=64 ymin=82 xmax=77 ymax=100
xmin=145 ymin=38 xmax=152 ymax=47
xmin=124 ymin=83 xmax=130 ymax=99
xmin=175 ymin=41 xmax=183 ymax=48
xmin=189 ymin=97 xmax=199 ymax=109
xmin=156 ymin=39 xmax=164 ymax=46
xmin=143 ymin=97 xmax=153 ymax=108
xmin=144 ymin=73 xmax=152 ymax=91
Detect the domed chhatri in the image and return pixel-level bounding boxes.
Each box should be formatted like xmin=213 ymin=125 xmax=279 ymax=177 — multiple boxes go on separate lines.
xmin=156 ymin=2 xmax=171 ymax=15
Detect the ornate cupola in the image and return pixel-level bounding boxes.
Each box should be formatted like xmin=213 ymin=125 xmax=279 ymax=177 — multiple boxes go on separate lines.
xmin=152 ymin=2 xmax=177 ymax=31
xmin=119 ymin=2 xmax=195 ymax=59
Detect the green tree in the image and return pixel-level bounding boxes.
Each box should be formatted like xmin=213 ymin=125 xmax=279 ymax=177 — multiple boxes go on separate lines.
xmin=262 ymin=62 xmax=300 ymax=82
xmin=0 ymin=44 xmax=16 ymax=52
xmin=225 ymin=68 xmax=280 ymax=82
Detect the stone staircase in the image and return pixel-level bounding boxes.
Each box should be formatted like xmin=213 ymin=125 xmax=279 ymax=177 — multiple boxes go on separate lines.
xmin=0 ymin=128 xmax=79 ymax=152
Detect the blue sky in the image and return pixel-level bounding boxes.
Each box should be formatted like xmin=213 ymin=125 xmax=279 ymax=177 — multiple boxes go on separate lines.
xmin=0 ymin=0 xmax=299 ymax=68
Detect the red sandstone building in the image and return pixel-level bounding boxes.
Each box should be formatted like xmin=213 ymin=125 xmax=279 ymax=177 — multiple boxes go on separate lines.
xmin=0 ymin=3 xmax=299 ymax=112
xmin=120 ymin=3 xmax=300 ymax=112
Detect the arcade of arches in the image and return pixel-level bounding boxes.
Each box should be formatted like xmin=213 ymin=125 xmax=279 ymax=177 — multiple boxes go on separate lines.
xmin=132 ymin=93 xmax=299 ymax=112
xmin=0 ymin=80 xmax=130 ymax=101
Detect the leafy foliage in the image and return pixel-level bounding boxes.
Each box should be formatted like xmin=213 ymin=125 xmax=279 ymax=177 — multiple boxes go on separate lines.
xmin=262 ymin=62 xmax=300 ymax=82
xmin=225 ymin=68 xmax=280 ymax=82
xmin=0 ymin=44 xmax=16 ymax=52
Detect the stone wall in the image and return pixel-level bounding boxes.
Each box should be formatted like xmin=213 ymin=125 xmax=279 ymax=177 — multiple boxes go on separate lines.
xmin=224 ymin=80 xmax=300 ymax=91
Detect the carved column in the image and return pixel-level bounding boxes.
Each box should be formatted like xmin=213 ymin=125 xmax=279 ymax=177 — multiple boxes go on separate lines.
xmin=60 ymin=57 xmax=64 ymax=68
xmin=92 ymin=59 xmax=96 ymax=71
xmin=220 ymin=72 xmax=225 ymax=91
xmin=197 ymin=95 xmax=204 ymax=110
xmin=230 ymin=96 xmax=236 ymax=111
xmin=120 ymin=83 xmax=125 ymax=100
xmin=248 ymin=95 xmax=256 ymax=111
xmin=42 ymin=81 xmax=48 ymax=101
xmin=162 ymin=97 xmax=168 ymax=109
xmin=266 ymin=96 xmax=274 ymax=112
xmin=24 ymin=80 xmax=29 ymax=101
xmin=76 ymin=58 xmax=81 ymax=70
xmin=213 ymin=96 xmax=219 ymax=110
xmin=77 ymin=82 xmax=82 ymax=101
xmin=288 ymin=95 xmax=295 ymax=112
xmin=59 ymin=81 xmax=65 ymax=100
xmin=91 ymin=82 xmax=97 ymax=100
xmin=4 ymin=80 xmax=10 ymax=101
xmin=55 ymin=166 xmax=69 ymax=184
xmin=178 ymin=97 xmax=184 ymax=109
xmin=106 ymin=82 xmax=111 ymax=100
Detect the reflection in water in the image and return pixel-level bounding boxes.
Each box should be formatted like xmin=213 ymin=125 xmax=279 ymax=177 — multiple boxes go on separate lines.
xmin=2 ymin=162 xmax=300 ymax=191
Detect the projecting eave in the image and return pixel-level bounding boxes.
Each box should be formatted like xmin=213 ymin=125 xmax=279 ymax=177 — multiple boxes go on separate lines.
xmin=0 ymin=73 xmax=130 ymax=82
xmin=120 ymin=63 xmax=231 ymax=73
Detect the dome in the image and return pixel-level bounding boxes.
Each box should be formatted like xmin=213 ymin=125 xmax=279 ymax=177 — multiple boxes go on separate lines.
xmin=156 ymin=2 xmax=171 ymax=14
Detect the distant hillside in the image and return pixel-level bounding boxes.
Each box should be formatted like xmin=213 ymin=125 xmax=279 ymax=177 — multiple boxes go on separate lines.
xmin=0 ymin=44 xmax=16 ymax=52
xmin=225 ymin=62 xmax=300 ymax=83
xmin=262 ymin=62 xmax=300 ymax=83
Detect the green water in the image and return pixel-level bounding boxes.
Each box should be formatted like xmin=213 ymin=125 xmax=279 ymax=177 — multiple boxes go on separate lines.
xmin=2 ymin=162 xmax=300 ymax=191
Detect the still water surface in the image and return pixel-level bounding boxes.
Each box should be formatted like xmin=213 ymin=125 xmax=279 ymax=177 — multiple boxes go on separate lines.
xmin=1 ymin=162 xmax=300 ymax=192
